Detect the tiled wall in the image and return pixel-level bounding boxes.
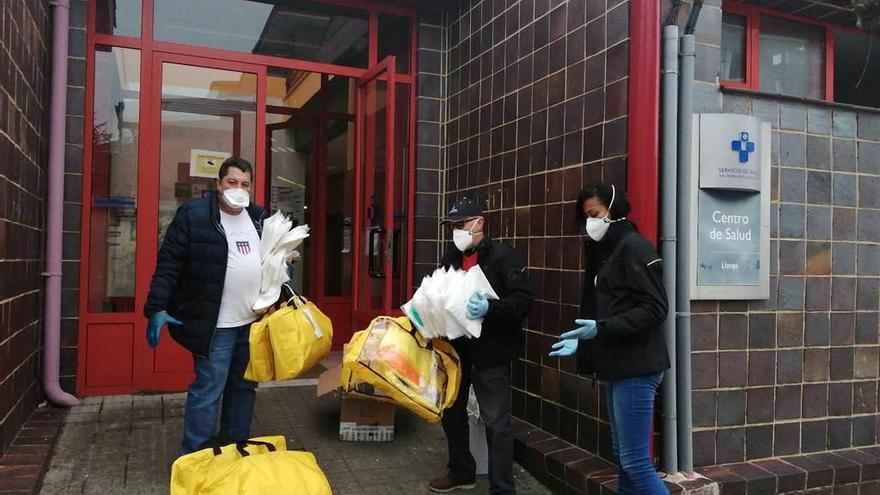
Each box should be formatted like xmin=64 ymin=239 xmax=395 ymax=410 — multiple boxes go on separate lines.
xmin=439 ymin=0 xmax=634 ymax=462
xmin=0 ymin=0 xmax=51 ymax=454
xmin=413 ymin=8 xmax=446 ymax=286
xmin=671 ymin=0 xmax=880 ymax=467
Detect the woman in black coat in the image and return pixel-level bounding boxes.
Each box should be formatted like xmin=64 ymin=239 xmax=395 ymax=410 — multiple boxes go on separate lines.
xmin=550 ymin=183 xmax=670 ymax=494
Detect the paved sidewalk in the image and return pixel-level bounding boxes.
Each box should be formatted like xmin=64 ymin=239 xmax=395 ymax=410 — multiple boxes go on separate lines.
xmin=37 ymin=384 xmax=552 ymax=494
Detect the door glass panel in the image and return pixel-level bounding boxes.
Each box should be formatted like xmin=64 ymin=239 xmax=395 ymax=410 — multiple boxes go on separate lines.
xmin=158 ymin=63 xmax=257 ymax=243
xmin=325 ymin=120 xmax=355 ymax=297
xmin=392 ymin=83 xmax=411 ymax=308
xmin=359 ymin=78 xmax=389 ymax=312
xmin=154 ymin=0 xmax=368 ymax=67
xmin=267 ymin=114 xmax=313 ymax=296
xmin=88 ymin=47 xmax=141 ymax=313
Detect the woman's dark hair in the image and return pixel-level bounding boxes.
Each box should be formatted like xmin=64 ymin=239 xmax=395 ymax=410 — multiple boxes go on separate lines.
xmin=218 ymin=157 xmax=254 ymax=181
xmin=574 ymin=183 xmax=632 ymax=225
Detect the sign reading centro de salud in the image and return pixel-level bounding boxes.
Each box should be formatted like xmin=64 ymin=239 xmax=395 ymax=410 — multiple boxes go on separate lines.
xmin=690 ymin=114 xmax=771 ymax=300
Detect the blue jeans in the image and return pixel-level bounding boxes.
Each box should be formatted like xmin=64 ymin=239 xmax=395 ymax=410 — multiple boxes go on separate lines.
xmin=180 ymin=325 xmax=257 ymax=456
xmin=607 ymin=371 xmax=668 ymax=495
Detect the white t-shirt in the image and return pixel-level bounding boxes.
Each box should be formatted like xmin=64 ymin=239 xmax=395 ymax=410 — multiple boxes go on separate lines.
xmin=217 ymin=210 xmax=262 ymax=328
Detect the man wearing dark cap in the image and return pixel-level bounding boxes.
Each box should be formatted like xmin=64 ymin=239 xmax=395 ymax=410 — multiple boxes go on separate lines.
xmin=429 ymin=197 xmax=534 ymax=495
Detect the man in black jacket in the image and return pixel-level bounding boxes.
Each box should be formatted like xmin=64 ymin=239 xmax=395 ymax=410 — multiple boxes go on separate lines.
xmin=143 ymin=157 xmax=266 ymax=456
xmin=429 ymin=198 xmax=534 ymax=495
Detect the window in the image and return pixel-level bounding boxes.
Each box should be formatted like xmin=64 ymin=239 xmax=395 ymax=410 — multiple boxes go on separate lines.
xmin=834 ymin=31 xmax=880 ymax=108
xmin=721 ymin=13 xmax=747 ymax=82
xmin=758 ymin=16 xmax=824 ymax=99
xmin=153 ymin=0 xmax=369 ymax=68
xmin=721 ymin=5 xmax=880 ymax=108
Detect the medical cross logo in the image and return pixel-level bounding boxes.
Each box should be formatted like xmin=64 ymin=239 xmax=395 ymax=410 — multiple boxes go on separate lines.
xmin=236 ymin=240 xmax=251 ymax=255
xmin=731 ymin=131 xmax=756 ymax=163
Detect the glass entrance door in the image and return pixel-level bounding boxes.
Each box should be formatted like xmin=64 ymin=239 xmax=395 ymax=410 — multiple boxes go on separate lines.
xmin=352 ymin=57 xmax=398 ymax=331
xmin=136 ymin=53 xmax=264 ymax=391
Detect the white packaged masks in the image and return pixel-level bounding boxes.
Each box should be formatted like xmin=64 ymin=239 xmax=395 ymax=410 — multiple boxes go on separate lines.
xmin=401 ymin=266 xmax=499 ymax=340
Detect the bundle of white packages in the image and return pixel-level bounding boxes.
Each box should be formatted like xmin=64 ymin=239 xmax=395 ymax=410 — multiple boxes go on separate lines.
xmin=401 ymin=266 xmax=498 ymax=340
xmin=252 ymin=211 xmax=310 ymax=312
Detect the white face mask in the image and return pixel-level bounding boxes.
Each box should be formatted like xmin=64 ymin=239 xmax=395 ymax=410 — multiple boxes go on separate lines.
xmin=586 ymin=217 xmax=611 ymax=242
xmin=585 ymin=184 xmax=624 ymax=242
xmin=222 ymin=187 xmax=250 ymax=209
xmin=453 ymin=229 xmax=474 ymax=252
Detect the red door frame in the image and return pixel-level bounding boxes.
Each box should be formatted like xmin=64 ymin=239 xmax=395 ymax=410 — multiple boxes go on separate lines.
xmin=143 ymin=53 xmax=267 ymax=392
xmin=351 ymin=56 xmax=398 ymax=331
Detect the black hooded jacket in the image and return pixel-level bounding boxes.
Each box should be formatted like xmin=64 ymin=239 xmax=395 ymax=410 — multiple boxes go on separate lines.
xmin=441 ymin=236 xmax=534 ymax=367
xmin=144 ymin=191 xmax=266 ymax=357
xmin=575 ymin=220 xmax=670 ymax=380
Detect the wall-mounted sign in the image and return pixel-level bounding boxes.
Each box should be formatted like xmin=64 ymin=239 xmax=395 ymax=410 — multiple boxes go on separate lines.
xmin=190 ymin=149 xmax=231 ymax=178
xmin=690 ymin=114 xmax=771 ymax=300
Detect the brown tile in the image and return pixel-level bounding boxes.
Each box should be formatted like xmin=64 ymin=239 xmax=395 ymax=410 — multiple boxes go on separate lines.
xmin=810 ymin=452 xmax=861 ymax=484
xmin=695 ymin=466 xmax=746 ymax=495
xmin=802 ymin=383 xmax=829 ymax=418
xmin=803 ymin=348 xmax=830 ymax=382
xmin=748 ymin=350 xmax=776 ymax=386
xmin=777 ymin=313 xmax=804 ymax=347
xmin=777 ymin=349 xmax=804 ymax=384
xmin=751 ymin=459 xmax=806 ymax=493
xmin=717 ymin=428 xmax=746 ymax=464
xmin=747 ymin=387 xmax=775 ymax=424
xmin=774 ymin=422 xmax=801 ymax=456
xmin=719 ymin=314 xmax=748 ymax=350
xmin=723 ymin=463 xmax=776 ymax=495
xmin=719 ymin=351 xmax=748 ymax=387
xmin=692 ymin=352 xmax=718 ymax=390
xmin=854 ymin=346 xmax=879 ymax=378
xmin=776 ymin=385 xmax=802 ymax=420
xmin=853 ymin=381 xmax=877 ymax=414
xmin=783 ymin=454 xmax=834 ymax=488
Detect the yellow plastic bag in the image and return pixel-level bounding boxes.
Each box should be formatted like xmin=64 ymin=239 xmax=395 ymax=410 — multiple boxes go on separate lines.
xmin=341 ymin=316 xmax=461 ymax=422
xmin=170 ymin=436 xmax=332 ymax=495
xmin=244 ymin=311 xmax=275 ymax=382
xmin=269 ymin=293 xmax=333 ymax=380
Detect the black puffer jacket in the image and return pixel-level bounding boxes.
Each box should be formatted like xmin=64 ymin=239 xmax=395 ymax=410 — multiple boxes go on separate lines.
xmin=441 ymin=236 xmax=534 ymax=367
xmin=576 ymin=221 xmax=670 ymax=380
xmin=144 ymin=191 xmax=266 ymax=357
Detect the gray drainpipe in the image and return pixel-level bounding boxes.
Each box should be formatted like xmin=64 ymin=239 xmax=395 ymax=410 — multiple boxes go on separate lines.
xmin=677 ymin=32 xmax=696 ymax=474
xmin=677 ymin=2 xmax=702 ymax=473
xmin=660 ymin=23 xmax=680 ymax=476
xmin=43 ymin=0 xmax=80 ymax=407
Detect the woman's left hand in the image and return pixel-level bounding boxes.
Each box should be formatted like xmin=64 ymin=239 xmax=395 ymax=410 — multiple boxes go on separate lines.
xmin=549 ymin=338 xmax=578 ymax=357
xmin=560 ymin=319 xmax=598 ymax=340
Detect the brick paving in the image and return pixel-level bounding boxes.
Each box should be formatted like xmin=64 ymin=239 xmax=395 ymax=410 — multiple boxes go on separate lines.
xmin=0 ymin=406 xmax=65 ymax=494
xmin=36 ymin=384 xmax=552 ymax=494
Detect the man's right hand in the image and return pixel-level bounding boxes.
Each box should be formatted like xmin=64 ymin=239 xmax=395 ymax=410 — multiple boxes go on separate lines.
xmin=146 ymin=311 xmax=183 ymax=349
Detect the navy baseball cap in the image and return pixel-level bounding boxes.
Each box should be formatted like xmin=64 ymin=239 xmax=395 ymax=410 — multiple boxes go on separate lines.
xmin=440 ymin=197 xmax=483 ymax=224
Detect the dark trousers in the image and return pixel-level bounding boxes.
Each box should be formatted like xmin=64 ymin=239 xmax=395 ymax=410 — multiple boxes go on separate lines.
xmin=441 ymin=363 xmax=515 ymax=495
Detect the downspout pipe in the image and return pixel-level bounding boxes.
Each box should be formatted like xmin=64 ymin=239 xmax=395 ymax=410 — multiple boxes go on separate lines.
xmin=43 ymin=0 xmax=80 ymax=407
xmin=659 ymin=23 xmax=679 ymax=476
xmin=677 ymin=32 xmax=697 ymax=474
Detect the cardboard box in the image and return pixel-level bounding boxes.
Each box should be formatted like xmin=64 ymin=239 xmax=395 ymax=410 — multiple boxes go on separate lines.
xmin=317 ymin=364 xmax=396 ymax=442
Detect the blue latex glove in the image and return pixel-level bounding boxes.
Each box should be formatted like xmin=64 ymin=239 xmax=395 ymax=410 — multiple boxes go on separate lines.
xmin=549 ymin=338 xmax=578 ymax=357
xmin=466 ymin=293 xmax=489 ymax=320
xmin=146 ymin=311 xmax=183 ymax=349
xmin=560 ymin=319 xmax=598 ymax=340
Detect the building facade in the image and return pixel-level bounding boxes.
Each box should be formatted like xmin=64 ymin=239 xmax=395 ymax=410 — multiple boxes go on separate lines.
xmin=1 ymin=0 xmax=879 ymax=492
